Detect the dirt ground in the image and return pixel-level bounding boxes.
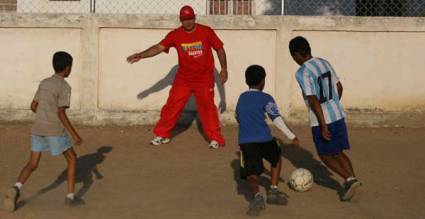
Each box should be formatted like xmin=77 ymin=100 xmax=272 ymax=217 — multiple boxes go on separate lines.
xmin=1 ymin=122 xmax=425 ymax=219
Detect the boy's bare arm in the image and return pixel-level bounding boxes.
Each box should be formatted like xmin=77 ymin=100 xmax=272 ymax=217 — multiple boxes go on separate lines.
xmin=307 ymin=95 xmax=331 ymax=141
xmin=30 ymin=100 xmax=38 ymax=113
xmin=337 ymin=82 xmax=343 ymax=100
xmin=58 ymin=107 xmax=82 ymax=145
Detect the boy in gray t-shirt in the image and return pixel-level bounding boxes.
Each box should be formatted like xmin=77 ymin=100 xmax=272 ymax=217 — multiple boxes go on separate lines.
xmin=4 ymin=51 xmax=84 ymax=211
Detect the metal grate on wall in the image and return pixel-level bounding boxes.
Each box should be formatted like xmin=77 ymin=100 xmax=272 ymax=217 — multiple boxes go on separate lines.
xmin=4 ymin=0 xmax=425 ymax=17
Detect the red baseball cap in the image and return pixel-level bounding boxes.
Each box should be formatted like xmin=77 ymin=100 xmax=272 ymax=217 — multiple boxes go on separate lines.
xmin=180 ymin=5 xmax=195 ymax=20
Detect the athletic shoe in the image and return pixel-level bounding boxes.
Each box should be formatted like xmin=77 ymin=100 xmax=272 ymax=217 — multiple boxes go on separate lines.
xmin=266 ymin=188 xmax=288 ymax=205
xmin=64 ymin=196 xmax=85 ymax=207
xmin=342 ymin=179 xmax=362 ymax=201
xmin=150 ymin=136 xmax=171 ymax=146
xmin=3 ymin=186 xmax=20 ymax=212
xmin=246 ymin=194 xmax=265 ymax=216
xmin=208 ymin=140 xmax=220 ymax=149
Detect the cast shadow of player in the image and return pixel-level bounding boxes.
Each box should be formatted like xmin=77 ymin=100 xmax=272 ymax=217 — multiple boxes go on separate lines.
xmin=279 ymin=142 xmax=344 ymax=197
xmin=137 ymin=65 xmax=226 ymax=141
xmin=16 ymin=146 xmax=113 ymax=209
xmin=230 ymin=152 xmax=285 ymax=202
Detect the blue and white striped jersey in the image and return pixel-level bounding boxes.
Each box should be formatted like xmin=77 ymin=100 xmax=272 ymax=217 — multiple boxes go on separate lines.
xmin=295 ymin=57 xmax=345 ymax=127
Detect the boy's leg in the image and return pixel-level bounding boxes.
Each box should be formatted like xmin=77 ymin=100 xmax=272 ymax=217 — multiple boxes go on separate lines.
xmin=336 ymin=152 xmax=362 ymax=201
xmin=240 ymin=144 xmax=265 ymax=216
xmin=62 ymin=148 xmax=85 ymax=206
xmin=193 ymin=86 xmax=225 ymax=146
xmin=4 ymin=151 xmax=41 ymax=212
xmin=319 ymin=154 xmax=351 ymax=179
xmin=320 ymin=153 xmax=362 ymax=201
xmin=246 ymin=175 xmax=260 ymax=195
xmin=270 ymin=157 xmax=282 ymax=187
xmin=246 ymin=175 xmax=265 ymax=216
xmin=337 ymin=151 xmax=355 ymax=177
xmin=313 ymin=122 xmax=353 ymax=180
xmin=63 ymin=148 xmax=77 ymax=195
xmin=153 ymin=84 xmax=192 ymax=139
xmin=264 ymin=140 xmax=288 ymax=205
xmin=17 ymin=151 xmax=42 ymax=185
xmin=314 ymin=120 xmax=362 ymax=201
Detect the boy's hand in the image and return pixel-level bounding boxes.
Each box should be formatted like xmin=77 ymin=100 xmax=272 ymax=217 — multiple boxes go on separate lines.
xmin=291 ymin=137 xmax=300 ymax=146
xmin=73 ymin=135 xmax=83 ymax=145
xmin=321 ymin=126 xmax=331 ymax=141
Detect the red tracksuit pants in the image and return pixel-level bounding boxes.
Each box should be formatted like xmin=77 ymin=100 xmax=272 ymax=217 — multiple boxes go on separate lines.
xmin=153 ymin=83 xmax=225 ymax=145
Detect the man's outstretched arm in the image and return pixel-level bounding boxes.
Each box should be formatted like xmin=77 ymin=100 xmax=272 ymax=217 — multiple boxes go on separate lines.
xmin=127 ymin=44 xmax=166 ymax=64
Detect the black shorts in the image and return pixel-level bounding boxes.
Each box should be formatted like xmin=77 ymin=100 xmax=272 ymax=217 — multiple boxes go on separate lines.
xmin=239 ymin=139 xmax=281 ymax=179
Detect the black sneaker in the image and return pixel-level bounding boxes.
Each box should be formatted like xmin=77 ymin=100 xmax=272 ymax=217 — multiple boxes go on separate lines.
xmin=64 ymin=196 xmax=85 ymax=207
xmin=342 ymin=179 xmax=362 ymax=201
xmin=267 ymin=188 xmax=288 ymax=205
xmin=3 ymin=187 xmax=20 ymax=212
xmin=246 ymin=194 xmax=265 ymax=217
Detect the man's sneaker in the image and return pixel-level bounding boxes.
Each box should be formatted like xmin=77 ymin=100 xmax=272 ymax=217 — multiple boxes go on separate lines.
xmin=64 ymin=196 xmax=85 ymax=207
xmin=3 ymin=187 xmax=20 ymax=212
xmin=266 ymin=188 xmax=288 ymax=205
xmin=150 ymin=136 xmax=171 ymax=146
xmin=208 ymin=140 xmax=220 ymax=149
xmin=246 ymin=194 xmax=265 ymax=216
xmin=342 ymin=179 xmax=362 ymax=201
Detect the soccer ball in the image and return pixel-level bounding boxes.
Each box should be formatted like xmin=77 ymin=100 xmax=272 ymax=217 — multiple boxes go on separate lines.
xmin=289 ymin=168 xmax=313 ymax=192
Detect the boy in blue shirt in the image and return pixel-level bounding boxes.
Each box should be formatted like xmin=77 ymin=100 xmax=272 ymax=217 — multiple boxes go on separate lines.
xmin=236 ymin=65 xmax=299 ymax=216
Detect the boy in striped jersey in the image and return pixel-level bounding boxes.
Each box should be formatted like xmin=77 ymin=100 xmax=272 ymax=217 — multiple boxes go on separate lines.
xmin=289 ymin=36 xmax=362 ymax=201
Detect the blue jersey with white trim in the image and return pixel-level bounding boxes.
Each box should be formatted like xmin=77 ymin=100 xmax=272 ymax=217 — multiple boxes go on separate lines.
xmin=295 ymin=57 xmax=345 ymax=127
xmin=236 ymin=89 xmax=280 ymax=144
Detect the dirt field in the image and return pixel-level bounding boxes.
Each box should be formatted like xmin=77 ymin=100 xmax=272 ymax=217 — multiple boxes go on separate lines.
xmin=1 ymin=122 xmax=425 ymax=219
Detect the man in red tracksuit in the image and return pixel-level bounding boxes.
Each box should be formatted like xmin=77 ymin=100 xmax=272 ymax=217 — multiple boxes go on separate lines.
xmin=127 ymin=5 xmax=228 ymax=149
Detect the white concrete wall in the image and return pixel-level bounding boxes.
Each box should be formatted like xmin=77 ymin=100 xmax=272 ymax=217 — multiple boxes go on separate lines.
xmin=0 ymin=28 xmax=82 ymax=110
xmin=1 ymin=14 xmax=424 ymax=127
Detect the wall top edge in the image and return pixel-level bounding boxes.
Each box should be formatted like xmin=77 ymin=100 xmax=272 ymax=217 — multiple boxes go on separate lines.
xmin=1 ymin=13 xmax=425 ymax=31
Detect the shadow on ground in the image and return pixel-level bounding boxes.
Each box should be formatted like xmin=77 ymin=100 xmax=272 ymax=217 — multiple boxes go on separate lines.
xmin=16 ymin=145 xmax=113 ymax=209
xmin=280 ymin=142 xmax=343 ymax=197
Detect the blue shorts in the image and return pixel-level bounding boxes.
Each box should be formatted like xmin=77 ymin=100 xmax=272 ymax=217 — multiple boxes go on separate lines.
xmin=31 ymin=133 xmax=72 ymax=156
xmin=312 ymin=119 xmax=350 ymax=155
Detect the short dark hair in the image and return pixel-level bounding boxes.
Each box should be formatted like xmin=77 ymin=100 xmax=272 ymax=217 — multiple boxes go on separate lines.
xmin=245 ymin=65 xmax=266 ymax=87
xmin=53 ymin=51 xmax=73 ymax=72
xmin=289 ymin=36 xmax=311 ymax=56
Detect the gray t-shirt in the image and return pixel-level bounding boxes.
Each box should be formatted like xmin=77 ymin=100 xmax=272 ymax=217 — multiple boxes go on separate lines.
xmin=31 ymin=74 xmax=71 ymax=136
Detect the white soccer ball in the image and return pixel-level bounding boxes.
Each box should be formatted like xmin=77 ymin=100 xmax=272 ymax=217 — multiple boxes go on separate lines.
xmin=289 ymin=168 xmax=314 ymax=192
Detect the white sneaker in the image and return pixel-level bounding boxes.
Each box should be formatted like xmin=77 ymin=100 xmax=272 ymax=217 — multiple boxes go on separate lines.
xmin=208 ymin=140 xmax=220 ymax=149
xmin=150 ymin=136 xmax=171 ymax=145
